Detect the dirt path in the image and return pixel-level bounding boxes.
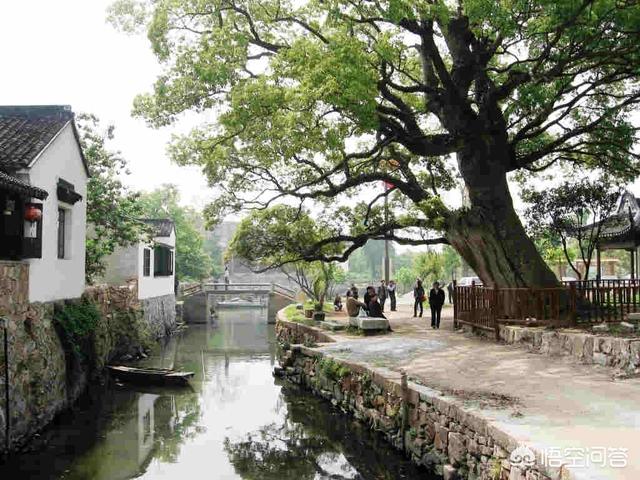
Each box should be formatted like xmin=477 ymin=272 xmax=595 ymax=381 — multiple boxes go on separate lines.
xmin=318 ymin=304 xmax=640 ymax=480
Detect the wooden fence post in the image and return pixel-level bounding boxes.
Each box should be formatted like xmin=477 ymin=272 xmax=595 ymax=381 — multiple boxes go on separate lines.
xmin=452 ymin=280 xmax=458 ymax=329
xmin=569 ymin=282 xmax=577 ymax=326
xmin=493 ymin=285 xmax=500 ymax=341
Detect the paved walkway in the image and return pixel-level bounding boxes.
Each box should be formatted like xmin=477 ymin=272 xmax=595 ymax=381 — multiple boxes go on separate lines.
xmin=320 ymin=303 xmax=640 ymax=480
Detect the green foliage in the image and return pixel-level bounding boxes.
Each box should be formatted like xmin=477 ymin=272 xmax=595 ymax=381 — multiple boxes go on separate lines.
xmin=54 ymin=301 xmax=101 ymax=358
xmin=414 ymin=251 xmax=445 ymax=286
xmin=522 ymin=178 xmax=621 ymax=279
xmin=203 ymin=231 xmax=223 ymax=277
xmin=283 ymin=304 xmax=315 ymax=326
xmin=79 ymin=114 xmax=146 ymax=283
xmin=319 ymin=357 xmax=350 ymax=381
xmin=110 ymin=0 xmax=640 ymax=286
xmin=138 ymin=185 xmax=213 ymax=281
xmin=395 ymin=266 xmax=416 ymax=294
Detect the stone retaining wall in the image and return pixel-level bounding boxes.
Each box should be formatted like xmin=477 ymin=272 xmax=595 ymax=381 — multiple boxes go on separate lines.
xmin=499 ymin=326 xmax=640 ymax=373
xmin=279 ymin=343 xmax=554 ymax=480
xmin=0 ymin=262 xmax=68 ymax=451
xmin=141 ymin=294 xmax=176 ymax=339
xmin=276 ymin=318 xmax=335 ymax=345
xmin=0 ymin=266 xmax=162 ymax=452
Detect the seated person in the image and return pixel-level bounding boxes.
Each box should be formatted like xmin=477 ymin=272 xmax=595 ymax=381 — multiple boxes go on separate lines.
xmin=346 ymin=291 xmax=367 ymax=317
xmin=334 ymin=294 xmax=343 ymax=311
xmin=368 ymin=293 xmax=387 ymax=319
xmin=363 ymin=286 xmax=375 ymax=313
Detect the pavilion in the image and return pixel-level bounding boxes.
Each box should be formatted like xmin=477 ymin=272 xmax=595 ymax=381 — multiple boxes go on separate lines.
xmin=589 ymin=190 xmax=640 ymax=280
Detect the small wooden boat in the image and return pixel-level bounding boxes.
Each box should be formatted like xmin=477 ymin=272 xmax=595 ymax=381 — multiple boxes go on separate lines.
xmin=107 ymin=365 xmax=194 ymax=386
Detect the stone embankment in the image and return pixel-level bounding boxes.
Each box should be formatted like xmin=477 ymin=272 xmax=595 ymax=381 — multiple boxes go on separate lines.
xmin=276 ymin=319 xmax=554 ymax=480
xmin=0 ymin=261 xmax=173 ymax=452
xmin=498 ymin=325 xmax=640 ymax=374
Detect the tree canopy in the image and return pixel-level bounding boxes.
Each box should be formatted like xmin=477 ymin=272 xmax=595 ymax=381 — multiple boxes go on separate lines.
xmin=110 ymin=0 xmax=640 ymax=287
xmin=522 ymin=178 xmax=620 ymax=279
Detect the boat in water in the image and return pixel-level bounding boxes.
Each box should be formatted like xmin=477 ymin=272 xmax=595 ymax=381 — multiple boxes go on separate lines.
xmin=107 ymin=365 xmax=194 ymax=386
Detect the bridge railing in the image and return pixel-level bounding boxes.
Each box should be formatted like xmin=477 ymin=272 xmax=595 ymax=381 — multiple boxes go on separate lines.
xmin=202 ymin=282 xmax=296 ymax=298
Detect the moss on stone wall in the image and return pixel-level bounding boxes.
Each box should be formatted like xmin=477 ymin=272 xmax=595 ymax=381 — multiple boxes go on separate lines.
xmin=1 ymin=274 xmax=162 ymax=452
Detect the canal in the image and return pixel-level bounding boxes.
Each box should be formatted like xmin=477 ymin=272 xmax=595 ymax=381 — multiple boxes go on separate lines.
xmin=0 ymin=307 xmax=430 ymax=479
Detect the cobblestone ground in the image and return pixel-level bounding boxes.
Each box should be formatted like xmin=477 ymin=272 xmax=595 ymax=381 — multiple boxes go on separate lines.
xmin=319 ymin=303 xmax=640 ymax=480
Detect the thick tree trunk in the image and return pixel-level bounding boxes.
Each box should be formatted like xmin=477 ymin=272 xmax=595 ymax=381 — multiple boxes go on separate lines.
xmin=446 ymin=144 xmax=559 ymax=288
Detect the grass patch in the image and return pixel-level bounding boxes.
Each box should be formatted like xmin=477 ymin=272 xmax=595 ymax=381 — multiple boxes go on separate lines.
xmin=283 ymin=303 xmax=333 ymax=325
xmin=319 ymin=357 xmax=350 ymax=380
xmin=54 ymin=300 xmax=101 ymax=359
xmin=283 ymin=304 xmax=315 ymax=325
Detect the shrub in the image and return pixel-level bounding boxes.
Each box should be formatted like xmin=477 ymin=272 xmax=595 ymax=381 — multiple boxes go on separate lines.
xmin=54 ymin=300 xmax=101 ymax=358
xmin=319 ymin=357 xmax=350 ymax=380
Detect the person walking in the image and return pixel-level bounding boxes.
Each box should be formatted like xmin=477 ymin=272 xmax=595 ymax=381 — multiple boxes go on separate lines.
xmin=429 ymin=281 xmax=446 ymax=329
xmin=387 ymin=280 xmax=397 ymax=311
xmin=377 ymin=280 xmax=388 ymax=312
xmin=224 ymin=264 xmax=230 ymax=289
xmin=413 ymin=280 xmax=425 ymax=317
xmin=447 ymin=281 xmax=454 ymax=304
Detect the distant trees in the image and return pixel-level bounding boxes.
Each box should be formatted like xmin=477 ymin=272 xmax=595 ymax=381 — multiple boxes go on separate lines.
xmin=138 ymin=185 xmax=213 ymax=281
xmin=227 ymin=205 xmax=345 ymax=304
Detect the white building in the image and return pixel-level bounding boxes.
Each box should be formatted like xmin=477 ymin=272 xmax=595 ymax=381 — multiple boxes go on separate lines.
xmin=99 ymin=219 xmax=177 ymax=337
xmin=0 ymin=105 xmax=88 ymax=302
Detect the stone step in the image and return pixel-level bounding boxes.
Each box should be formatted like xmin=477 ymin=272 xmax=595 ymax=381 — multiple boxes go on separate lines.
xmin=320 ymin=320 xmax=345 ymax=331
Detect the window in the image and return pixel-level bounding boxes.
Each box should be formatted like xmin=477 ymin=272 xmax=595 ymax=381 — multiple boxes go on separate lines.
xmin=153 ymin=245 xmax=173 ymax=277
xmin=143 ymin=248 xmax=151 ymax=277
xmin=57 ymin=208 xmax=66 ymax=259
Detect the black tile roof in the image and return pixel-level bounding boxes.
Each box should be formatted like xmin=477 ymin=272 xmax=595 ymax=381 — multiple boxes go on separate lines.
xmin=0 ymin=105 xmax=88 ymax=173
xmin=142 ymin=219 xmax=175 ymax=237
xmin=0 ymin=171 xmax=48 ymax=199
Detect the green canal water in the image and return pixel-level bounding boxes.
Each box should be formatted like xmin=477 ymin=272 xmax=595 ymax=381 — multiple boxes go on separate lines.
xmin=0 ymin=308 xmax=431 ymax=480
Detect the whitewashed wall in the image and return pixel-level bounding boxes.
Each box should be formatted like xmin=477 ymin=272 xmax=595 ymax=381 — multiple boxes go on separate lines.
xmin=98 ymin=244 xmax=138 ymax=285
xmin=26 ymin=123 xmax=87 ymax=302
xmin=137 ymin=229 xmax=175 ymax=300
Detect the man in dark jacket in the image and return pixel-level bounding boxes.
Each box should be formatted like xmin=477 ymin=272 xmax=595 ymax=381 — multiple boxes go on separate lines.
xmin=377 ymin=280 xmax=388 ymax=311
xmin=368 ymin=293 xmax=386 ymax=319
xmin=429 ymin=282 xmax=446 ymax=329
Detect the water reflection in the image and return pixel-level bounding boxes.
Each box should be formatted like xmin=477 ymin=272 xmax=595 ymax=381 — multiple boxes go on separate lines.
xmin=0 ymin=308 xmax=431 ymax=480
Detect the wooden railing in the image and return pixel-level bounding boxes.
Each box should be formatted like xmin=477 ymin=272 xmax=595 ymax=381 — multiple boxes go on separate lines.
xmin=565 ymin=279 xmax=640 ymax=323
xmin=454 ymin=279 xmax=640 ymax=332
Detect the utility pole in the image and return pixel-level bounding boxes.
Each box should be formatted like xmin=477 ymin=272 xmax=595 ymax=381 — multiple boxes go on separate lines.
xmin=384 ymin=182 xmax=390 ymax=284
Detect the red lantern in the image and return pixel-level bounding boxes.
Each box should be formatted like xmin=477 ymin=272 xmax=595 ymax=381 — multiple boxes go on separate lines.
xmin=24 ymin=205 xmax=42 ymax=222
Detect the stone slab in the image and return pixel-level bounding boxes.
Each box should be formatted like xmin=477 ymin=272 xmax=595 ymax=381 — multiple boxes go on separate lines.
xmin=357 ymin=317 xmax=390 ymax=330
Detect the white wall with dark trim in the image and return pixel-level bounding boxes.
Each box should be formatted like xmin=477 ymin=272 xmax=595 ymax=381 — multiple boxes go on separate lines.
xmin=25 ymin=123 xmax=87 ymax=302
xmin=138 ymin=229 xmax=175 ymax=300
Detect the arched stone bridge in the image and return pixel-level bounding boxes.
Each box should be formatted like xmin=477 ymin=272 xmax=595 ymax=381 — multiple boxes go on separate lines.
xmin=181 ymin=282 xmax=296 ymax=324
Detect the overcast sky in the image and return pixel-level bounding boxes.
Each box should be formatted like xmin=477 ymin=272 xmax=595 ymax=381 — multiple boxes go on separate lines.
xmin=0 ymin=0 xmax=213 ymax=208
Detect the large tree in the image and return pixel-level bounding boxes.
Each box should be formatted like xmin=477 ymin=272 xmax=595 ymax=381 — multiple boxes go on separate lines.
xmin=110 ymin=0 xmax=640 ymax=287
